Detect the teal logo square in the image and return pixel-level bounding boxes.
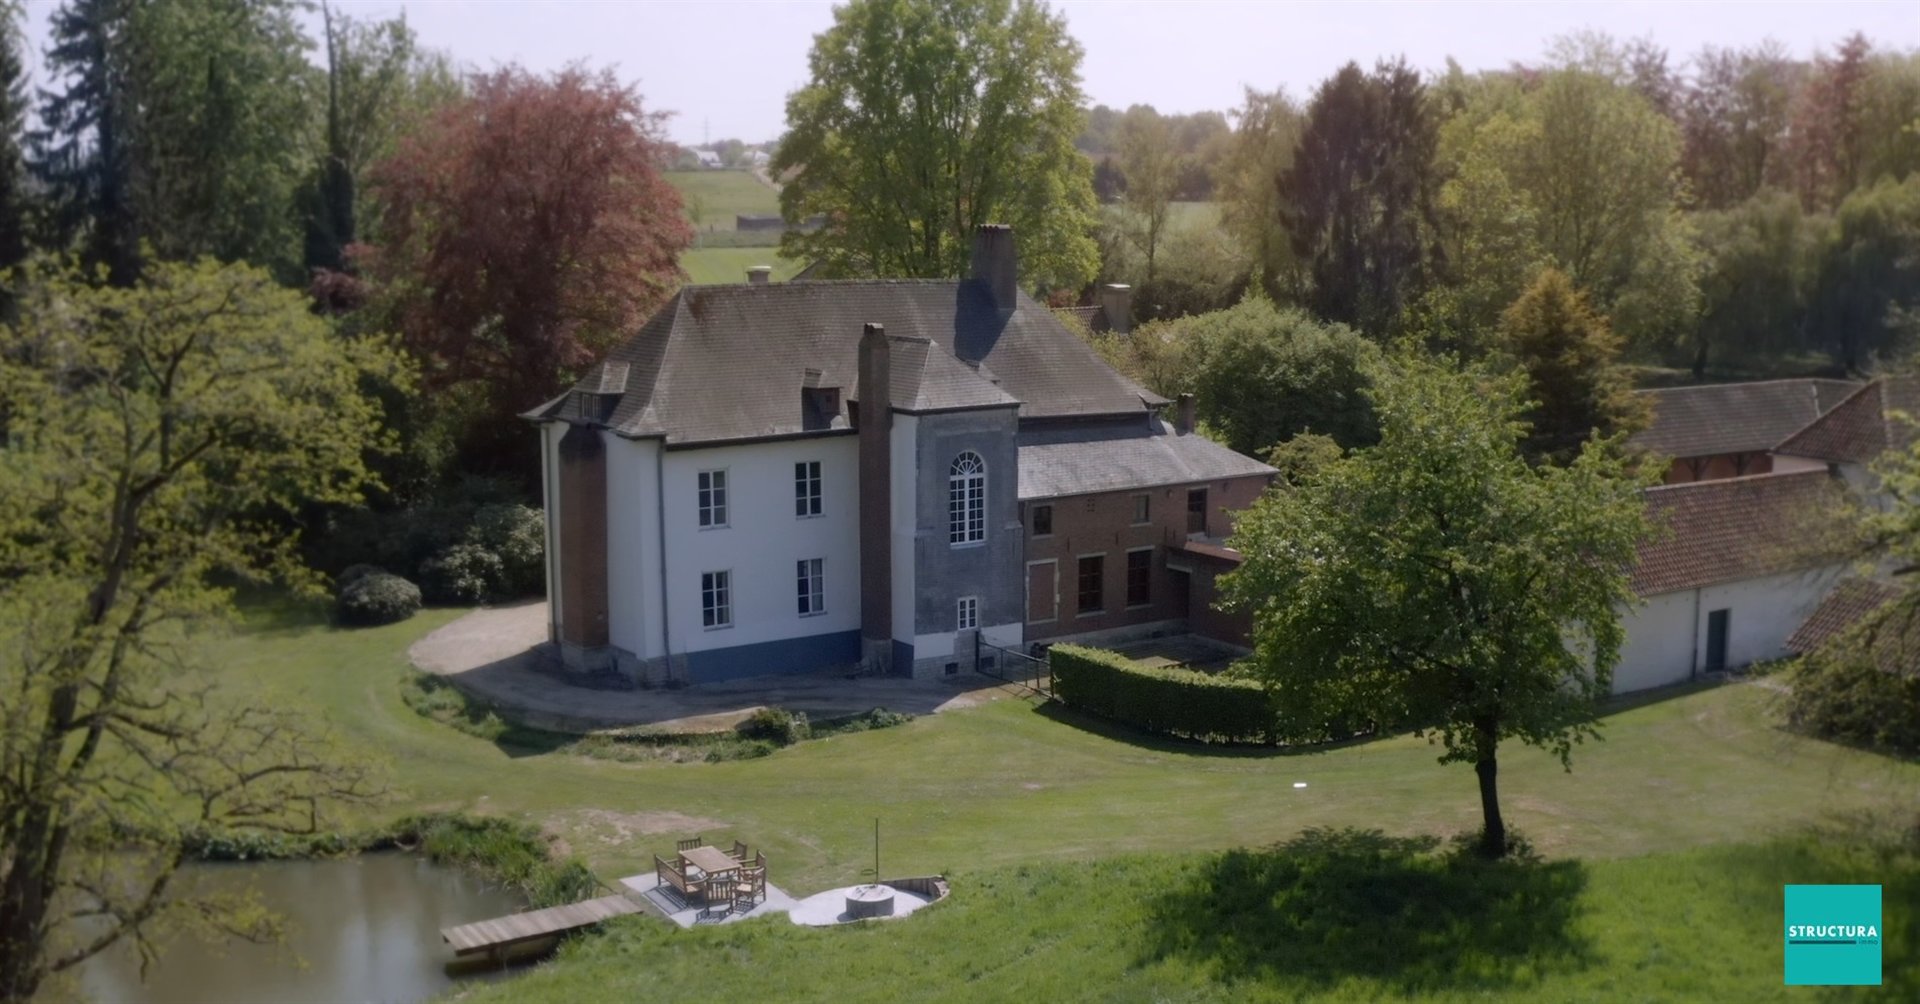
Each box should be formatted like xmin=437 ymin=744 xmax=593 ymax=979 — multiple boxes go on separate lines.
xmin=1784 ymin=884 xmax=1881 ymax=985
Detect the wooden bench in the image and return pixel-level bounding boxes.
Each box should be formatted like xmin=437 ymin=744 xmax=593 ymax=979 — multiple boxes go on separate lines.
xmin=654 ymin=854 xmax=706 ymax=906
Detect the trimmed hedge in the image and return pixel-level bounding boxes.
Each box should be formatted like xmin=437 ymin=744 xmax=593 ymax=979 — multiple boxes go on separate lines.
xmin=1049 ymin=644 xmax=1275 ymax=743
xmin=335 ymin=571 xmax=422 ymax=627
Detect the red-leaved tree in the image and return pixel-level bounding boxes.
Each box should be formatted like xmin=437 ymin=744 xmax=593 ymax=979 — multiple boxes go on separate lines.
xmin=367 ymin=65 xmax=691 ymax=475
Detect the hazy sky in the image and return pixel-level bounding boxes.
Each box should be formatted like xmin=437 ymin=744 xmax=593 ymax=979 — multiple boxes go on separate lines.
xmin=19 ymin=1 xmax=1920 ymax=145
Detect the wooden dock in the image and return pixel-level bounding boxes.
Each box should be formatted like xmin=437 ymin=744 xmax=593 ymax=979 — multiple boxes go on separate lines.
xmin=442 ymin=894 xmax=642 ymax=958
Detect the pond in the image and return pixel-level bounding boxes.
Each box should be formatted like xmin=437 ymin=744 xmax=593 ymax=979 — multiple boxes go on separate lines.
xmin=77 ymin=854 xmax=527 ymax=1004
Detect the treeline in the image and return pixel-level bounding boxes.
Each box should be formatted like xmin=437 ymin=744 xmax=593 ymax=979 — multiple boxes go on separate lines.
xmin=1092 ymin=32 xmax=1920 ymax=378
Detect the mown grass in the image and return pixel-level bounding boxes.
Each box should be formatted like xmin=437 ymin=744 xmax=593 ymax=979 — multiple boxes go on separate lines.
xmin=207 ymin=601 xmax=1920 ymax=901
xmin=665 ymin=170 xmax=781 ymax=235
xmin=465 ymin=818 xmax=1916 ymax=1003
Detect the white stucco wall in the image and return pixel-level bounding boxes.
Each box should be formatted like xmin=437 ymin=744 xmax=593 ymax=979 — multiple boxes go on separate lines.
xmin=540 ymin=421 xmax=566 ymax=640
xmin=603 ymin=434 xmax=664 ymax=659
xmin=1771 ymin=454 xmax=1828 ymax=474
xmin=1613 ymin=564 xmax=1847 ymax=693
xmin=890 ymin=415 xmax=919 ymax=647
xmin=658 ymin=436 xmax=862 ymax=654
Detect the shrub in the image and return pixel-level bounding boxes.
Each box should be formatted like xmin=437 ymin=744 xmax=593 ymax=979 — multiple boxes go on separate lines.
xmin=420 ymin=542 xmax=504 ymax=604
xmin=737 ymin=706 xmax=811 ymax=746
xmin=1786 ymin=656 xmax=1920 ymax=756
xmin=1050 ymin=644 xmax=1276 ymax=743
xmin=336 ymin=563 xmax=383 ymax=589
xmin=469 ymin=503 xmax=546 ymax=597
xmin=335 ymin=572 xmax=422 ymax=627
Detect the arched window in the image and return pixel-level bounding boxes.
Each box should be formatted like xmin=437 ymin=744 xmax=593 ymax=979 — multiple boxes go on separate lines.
xmin=948 ymin=451 xmax=986 ymax=545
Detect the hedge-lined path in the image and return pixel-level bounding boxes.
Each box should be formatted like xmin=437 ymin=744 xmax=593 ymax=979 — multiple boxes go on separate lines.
xmin=409 ymin=601 xmax=1006 ymax=733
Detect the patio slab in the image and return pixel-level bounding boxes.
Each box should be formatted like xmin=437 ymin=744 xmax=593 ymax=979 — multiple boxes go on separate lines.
xmin=410 ymin=601 xmax=1014 ymax=733
xmin=618 ymin=871 xmax=800 ymax=928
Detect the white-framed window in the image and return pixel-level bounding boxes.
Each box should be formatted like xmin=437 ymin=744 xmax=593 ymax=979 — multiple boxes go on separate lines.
xmin=948 ymin=451 xmax=986 ymax=545
xmin=701 ymin=570 xmax=732 ymax=629
xmin=697 ymin=469 xmax=729 ymax=528
xmin=797 ymin=558 xmax=825 ymax=616
xmin=957 ymin=595 xmax=978 ymax=631
xmin=795 ymin=460 xmax=822 ymax=518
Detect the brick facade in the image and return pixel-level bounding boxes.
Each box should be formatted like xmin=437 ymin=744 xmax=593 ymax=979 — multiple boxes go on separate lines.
xmin=1022 ymin=473 xmax=1270 ymax=644
xmin=1663 ymin=451 xmax=1773 ymax=484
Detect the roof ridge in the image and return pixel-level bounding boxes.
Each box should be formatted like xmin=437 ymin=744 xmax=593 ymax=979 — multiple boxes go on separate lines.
xmin=1636 ymin=377 xmax=1861 ymax=396
xmin=1773 ymin=378 xmax=1882 ymax=453
xmin=1642 ymin=469 xmax=1831 ymax=496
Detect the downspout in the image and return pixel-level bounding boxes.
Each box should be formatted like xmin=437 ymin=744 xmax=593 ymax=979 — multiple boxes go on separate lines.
xmin=1689 ymin=588 xmax=1701 ymax=680
xmin=655 ymin=440 xmax=673 ymax=683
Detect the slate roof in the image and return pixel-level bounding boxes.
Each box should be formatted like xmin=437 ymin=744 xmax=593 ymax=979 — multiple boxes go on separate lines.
xmin=1775 ymin=376 xmax=1920 ymax=464
xmin=1016 ymin=420 xmax=1276 ymax=500
xmin=1631 ymin=470 xmax=1846 ymax=595
xmin=1630 ymin=379 xmax=1860 ymax=458
xmin=1785 ymin=578 xmax=1906 ymax=656
xmin=530 ymin=280 xmax=1166 ymax=446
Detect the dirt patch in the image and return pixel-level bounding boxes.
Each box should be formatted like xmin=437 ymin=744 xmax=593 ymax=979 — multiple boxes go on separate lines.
xmin=560 ymin=809 xmax=729 ymax=850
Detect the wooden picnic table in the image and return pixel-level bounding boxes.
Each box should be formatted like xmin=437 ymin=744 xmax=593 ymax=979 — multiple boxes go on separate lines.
xmin=679 ymin=845 xmax=740 ymax=879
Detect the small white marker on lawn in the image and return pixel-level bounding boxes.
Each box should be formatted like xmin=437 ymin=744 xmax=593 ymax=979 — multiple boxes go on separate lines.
xmin=1293 ymin=782 xmax=1307 ymax=789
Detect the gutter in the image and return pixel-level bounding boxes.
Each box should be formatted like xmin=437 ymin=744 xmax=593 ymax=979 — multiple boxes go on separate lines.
xmin=655 ymin=441 xmax=673 ymax=682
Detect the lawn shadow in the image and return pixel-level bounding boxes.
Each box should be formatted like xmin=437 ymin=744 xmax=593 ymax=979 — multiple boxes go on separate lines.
xmin=1140 ymin=827 xmax=1593 ymax=995
xmin=1031 ymin=700 xmax=1383 ymax=760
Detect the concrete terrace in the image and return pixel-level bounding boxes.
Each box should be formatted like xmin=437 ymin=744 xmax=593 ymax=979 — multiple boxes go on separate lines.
xmin=409 ymin=601 xmax=1014 ymax=733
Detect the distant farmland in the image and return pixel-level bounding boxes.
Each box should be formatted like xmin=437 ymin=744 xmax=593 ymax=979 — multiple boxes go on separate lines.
xmin=679 ymin=247 xmax=805 ymax=286
xmin=664 ymin=170 xmax=782 ymax=237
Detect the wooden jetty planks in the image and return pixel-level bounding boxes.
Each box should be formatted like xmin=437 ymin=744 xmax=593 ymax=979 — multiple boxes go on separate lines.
xmin=442 ymin=894 xmax=642 ymax=956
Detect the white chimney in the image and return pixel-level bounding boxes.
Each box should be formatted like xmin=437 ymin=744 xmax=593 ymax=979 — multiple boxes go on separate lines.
xmin=1099 ymin=283 xmax=1132 ymax=335
xmin=747 ymin=265 xmax=772 ymax=285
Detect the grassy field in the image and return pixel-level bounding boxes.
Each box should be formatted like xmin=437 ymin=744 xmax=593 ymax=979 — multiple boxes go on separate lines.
xmin=192 ymin=604 xmax=1920 ymax=999
xmin=679 ymin=247 xmax=806 ymax=285
xmin=209 ymin=603 xmax=1918 ymax=897
xmin=665 ymin=170 xmax=782 ymax=236
xmin=467 ymin=823 xmax=1915 ymax=1003
xmin=1104 ymin=200 xmax=1221 ymax=233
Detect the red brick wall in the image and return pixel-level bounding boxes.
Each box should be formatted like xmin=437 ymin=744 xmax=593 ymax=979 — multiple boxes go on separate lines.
xmin=557 ymin=425 xmax=610 ymax=648
xmin=1023 ymin=474 xmax=1270 ymax=642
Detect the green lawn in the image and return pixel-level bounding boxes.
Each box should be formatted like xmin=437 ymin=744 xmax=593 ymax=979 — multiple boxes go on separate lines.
xmin=1103 ymin=200 xmax=1221 ymax=234
xmin=468 ymin=824 xmax=1915 ymax=1003
xmin=211 ymin=604 xmax=1918 ymax=898
xmin=665 ymin=170 xmax=782 ymax=236
xmin=680 ymin=247 xmax=805 ymax=285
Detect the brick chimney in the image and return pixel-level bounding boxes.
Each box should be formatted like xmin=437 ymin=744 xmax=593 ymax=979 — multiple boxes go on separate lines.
xmin=747 ymin=265 xmax=771 ymax=285
xmin=1175 ymin=393 xmax=1196 ymax=435
xmin=1099 ymin=283 xmax=1132 ymax=335
xmin=970 ymin=223 xmax=1017 ymax=313
xmin=856 ymin=323 xmax=893 ymax=672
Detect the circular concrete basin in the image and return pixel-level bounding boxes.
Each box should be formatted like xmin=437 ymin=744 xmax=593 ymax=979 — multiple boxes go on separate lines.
xmin=844 ymin=884 xmax=895 ymax=920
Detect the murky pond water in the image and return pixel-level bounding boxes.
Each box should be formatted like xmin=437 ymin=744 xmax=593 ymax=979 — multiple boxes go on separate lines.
xmin=78 ymin=854 xmax=526 ymax=1004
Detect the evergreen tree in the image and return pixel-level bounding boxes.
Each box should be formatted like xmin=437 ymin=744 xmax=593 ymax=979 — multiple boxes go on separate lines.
xmin=31 ymin=0 xmax=140 ymax=286
xmin=0 ymin=1 xmax=29 ymax=282
xmin=1495 ymin=269 xmax=1648 ymax=465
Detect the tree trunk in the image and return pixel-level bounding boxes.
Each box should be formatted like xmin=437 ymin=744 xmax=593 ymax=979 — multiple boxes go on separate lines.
xmin=1474 ymin=720 xmax=1506 ymax=858
xmin=1691 ymin=338 xmax=1708 ymax=381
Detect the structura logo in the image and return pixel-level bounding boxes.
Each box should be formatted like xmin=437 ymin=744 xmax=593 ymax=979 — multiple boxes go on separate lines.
xmin=1783 ymin=885 xmax=1882 ymax=985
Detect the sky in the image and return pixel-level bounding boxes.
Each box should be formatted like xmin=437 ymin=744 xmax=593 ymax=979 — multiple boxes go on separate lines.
xmin=18 ymin=1 xmax=1920 ymax=146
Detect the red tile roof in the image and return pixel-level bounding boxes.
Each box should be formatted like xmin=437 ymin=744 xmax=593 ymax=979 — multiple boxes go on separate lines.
xmin=1631 ymin=471 xmax=1847 ymax=596
xmin=1785 ymin=578 xmax=1905 ymax=655
xmin=1775 ymin=376 xmax=1920 ymax=464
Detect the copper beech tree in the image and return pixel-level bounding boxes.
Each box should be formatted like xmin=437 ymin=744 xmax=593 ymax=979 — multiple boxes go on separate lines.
xmin=367 ymin=66 xmax=692 ymax=470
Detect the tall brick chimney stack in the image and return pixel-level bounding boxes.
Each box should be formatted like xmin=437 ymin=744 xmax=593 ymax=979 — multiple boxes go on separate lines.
xmin=857 ymin=322 xmax=894 ymax=672
xmin=970 ymin=223 xmax=1018 ymax=313
xmin=1175 ymin=393 xmax=1196 ymax=435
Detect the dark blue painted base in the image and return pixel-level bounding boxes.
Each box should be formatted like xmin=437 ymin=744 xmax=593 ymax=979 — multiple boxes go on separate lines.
xmin=684 ymin=629 xmax=863 ymax=684
xmin=892 ymin=640 xmax=915 ymax=676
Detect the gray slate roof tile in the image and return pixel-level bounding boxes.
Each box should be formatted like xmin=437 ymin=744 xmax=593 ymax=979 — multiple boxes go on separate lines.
xmin=1630 ymin=379 xmax=1860 ymax=458
xmin=1017 ymin=420 xmax=1276 ymax=500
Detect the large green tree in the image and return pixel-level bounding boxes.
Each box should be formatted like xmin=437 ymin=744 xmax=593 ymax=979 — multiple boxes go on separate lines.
xmin=0 ymin=259 xmax=402 ymax=1000
xmin=1436 ymin=63 xmax=1699 ymax=350
xmin=1283 ymin=59 xmax=1440 ymax=338
xmin=1217 ymin=86 xmax=1304 ymax=300
xmin=0 ymin=1 xmax=29 ymax=289
xmin=772 ymin=0 xmax=1098 ymax=290
xmin=33 ymin=0 xmax=321 ymax=282
xmin=1689 ymin=191 xmax=1828 ymax=377
xmin=1810 ymin=175 xmax=1920 ymax=372
xmin=1174 ymin=294 xmax=1380 ymax=455
xmin=1117 ymin=104 xmax=1179 ymax=283
xmin=1223 ymin=356 xmax=1651 ymax=857
xmin=1495 ymin=268 xmax=1647 ymax=465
